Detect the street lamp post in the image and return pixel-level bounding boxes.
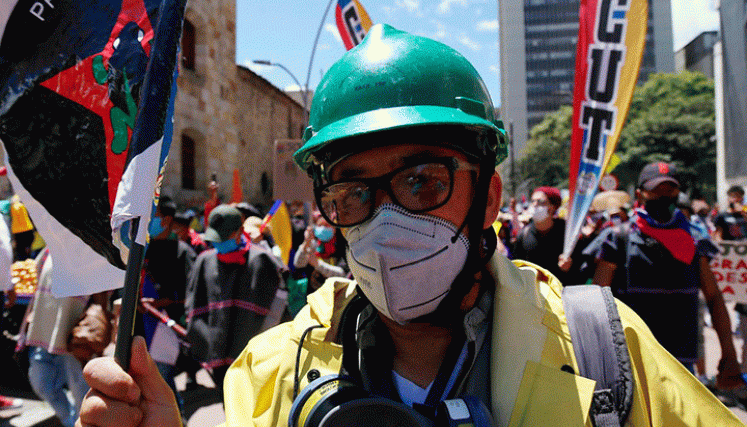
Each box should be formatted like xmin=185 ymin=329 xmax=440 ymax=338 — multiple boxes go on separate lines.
xmin=252 ymin=59 xmax=308 ymax=116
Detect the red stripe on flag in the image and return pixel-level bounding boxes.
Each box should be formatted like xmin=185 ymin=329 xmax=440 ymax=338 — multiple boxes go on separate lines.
xmin=335 ymin=5 xmax=355 ymax=50
xmin=568 ymin=0 xmax=598 ymax=199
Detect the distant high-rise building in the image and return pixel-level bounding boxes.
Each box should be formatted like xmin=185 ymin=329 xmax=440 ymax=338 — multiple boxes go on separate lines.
xmin=499 ymin=0 xmax=674 ymax=158
xmin=716 ymin=0 xmax=747 ymax=203
xmin=675 ymin=31 xmax=718 ymax=78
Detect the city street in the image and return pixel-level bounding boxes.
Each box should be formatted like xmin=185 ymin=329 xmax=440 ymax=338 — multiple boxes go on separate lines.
xmin=2 ymin=306 xmax=747 ymax=426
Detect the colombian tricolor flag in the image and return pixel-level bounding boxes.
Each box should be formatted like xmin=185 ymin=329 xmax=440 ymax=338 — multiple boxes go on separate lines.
xmin=564 ymin=0 xmax=648 ymax=255
xmin=335 ymin=0 xmax=373 ymax=50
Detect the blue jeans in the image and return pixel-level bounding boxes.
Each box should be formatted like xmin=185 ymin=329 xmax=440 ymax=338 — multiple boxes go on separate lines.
xmin=28 ymin=347 xmax=89 ymax=427
xmin=156 ymin=361 xmax=184 ymax=412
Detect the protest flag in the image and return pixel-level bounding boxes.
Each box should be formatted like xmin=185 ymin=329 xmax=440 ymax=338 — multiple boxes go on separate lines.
xmin=258 ymin=199 xmax=292 ymax=264
xmin=259 ymin=199 xmax=283 ymax=234
xmin=111 ymin=0 xmax=188 ymax=369
xmin=268 ymin=201 xmax=292 ymax=265
xmin=230 ymin=168 xmax=243 ymax=203
xmin=0 ymin=0 xmax=187 ymax=368
xmin=563 ymin=0 xmax=648 ymax=256
xmin=335 ymin=0 xmax=373 ymax=50
xmin=0 ymin=0 xmax=154 ymax=297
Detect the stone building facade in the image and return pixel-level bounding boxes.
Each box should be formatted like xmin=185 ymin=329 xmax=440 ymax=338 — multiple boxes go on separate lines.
xmin=165 ymin=0 xmax=306 ymax=212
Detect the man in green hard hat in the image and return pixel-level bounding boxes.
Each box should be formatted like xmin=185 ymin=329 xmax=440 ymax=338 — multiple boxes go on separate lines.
xmin=77 ymin=25 xmax=742 ymax=427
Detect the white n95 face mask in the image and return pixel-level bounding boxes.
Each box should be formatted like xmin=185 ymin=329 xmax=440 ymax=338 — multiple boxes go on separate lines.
xmin=345 ymin=204 xmax=470 ymax=324
xmin=532 ymin=205 xmax=550 ymax=222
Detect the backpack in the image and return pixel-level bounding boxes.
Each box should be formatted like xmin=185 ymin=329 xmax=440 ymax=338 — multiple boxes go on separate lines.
xmin=562 ymin=284 xmax=634 ymax=427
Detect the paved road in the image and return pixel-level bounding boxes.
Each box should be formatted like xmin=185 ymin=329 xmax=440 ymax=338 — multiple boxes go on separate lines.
xmin=0 ymin=368 xmax=224 ymax=427
xmin=4 ymin=303 xmax=747 ymax=427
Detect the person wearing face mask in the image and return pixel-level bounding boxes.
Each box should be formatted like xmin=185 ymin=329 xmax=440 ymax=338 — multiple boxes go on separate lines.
xmin=715 ymin=185 xmax=747 ymax=242
xmin=512 ymin=187 xmax=578 ymax=284
xmin=587 ymin=162 xmax=741 ymax=386
xmin=76 ymin=26 xmax=744 ymax=427
xmin=691 ymin=198 xmax=716 ymax=238
xmin=184 ymin=205 xmax=285 ymax=391
xmin=292 ymin=214 xmax=348 ymax=294
xmin=138 ymin=197 xmax=197 ymax=416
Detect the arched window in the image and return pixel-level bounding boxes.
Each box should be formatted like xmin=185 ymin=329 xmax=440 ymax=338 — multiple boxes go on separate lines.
xmin=261 ymin=172 xmax=269 ymax=195
xmin=181 ymin=19 xmax=195 ymax=70
xmin=181 ymin=134 xmax=196 ymax=189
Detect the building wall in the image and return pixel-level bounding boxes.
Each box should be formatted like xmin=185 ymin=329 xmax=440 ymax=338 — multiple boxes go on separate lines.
xmin=651 ymin=0 xmax=674 ymax=73
xmin=498 ymin=0 xmax=528 ymax=187
xmin=675 ymin=31 xmax=718 ymax=79
xmin=718 ymin=0 xmax=747 ymax=199
xmin=163 ymin=0 xmax=305 ymax=211
xmin=234 ymin=66 xmax=307 ymax=206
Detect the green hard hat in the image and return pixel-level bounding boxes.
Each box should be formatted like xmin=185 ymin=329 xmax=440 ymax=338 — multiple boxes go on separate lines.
xmin=293 ymin=24 xmax=508 ymax=172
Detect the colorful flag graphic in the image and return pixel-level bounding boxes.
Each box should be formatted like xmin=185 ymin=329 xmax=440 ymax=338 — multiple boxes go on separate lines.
xmin=335 ymin=0 xmax=373 ymax=50
xmin=0 ymin=0 xmax=184 ymax=296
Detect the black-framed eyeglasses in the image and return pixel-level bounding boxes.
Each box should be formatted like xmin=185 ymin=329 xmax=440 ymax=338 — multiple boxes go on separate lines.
xmin=315 ymin=157 xmax=478 ymax=227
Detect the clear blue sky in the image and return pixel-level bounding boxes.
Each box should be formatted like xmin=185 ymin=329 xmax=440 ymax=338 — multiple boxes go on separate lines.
xmin=236 ymin=0 xmax=720 ymax=109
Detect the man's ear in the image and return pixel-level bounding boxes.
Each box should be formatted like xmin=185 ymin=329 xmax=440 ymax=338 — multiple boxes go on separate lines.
xmin=483 ymin=172 xmax=503 ymax=230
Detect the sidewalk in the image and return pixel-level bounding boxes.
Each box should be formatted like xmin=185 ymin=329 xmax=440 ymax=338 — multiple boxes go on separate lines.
xmin=0 ymin=369 xmax=224 ymax=427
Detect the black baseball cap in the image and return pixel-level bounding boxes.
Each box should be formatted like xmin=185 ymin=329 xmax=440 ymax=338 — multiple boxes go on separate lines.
xmin=637 ymin=162 xmax=679 ymax=191
xmin=203 ymin=205 xmax=243 ymax=242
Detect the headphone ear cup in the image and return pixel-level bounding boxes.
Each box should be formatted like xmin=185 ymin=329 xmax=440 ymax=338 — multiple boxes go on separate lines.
xmin=288 ymin=374 xmax=433 ymax=427
xmin=318 ymin=397 xmax=433 ymax=427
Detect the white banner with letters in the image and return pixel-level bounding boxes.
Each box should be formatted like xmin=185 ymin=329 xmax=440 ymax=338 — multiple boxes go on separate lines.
xmin=711 ymin=240 xmax=747 ymax=303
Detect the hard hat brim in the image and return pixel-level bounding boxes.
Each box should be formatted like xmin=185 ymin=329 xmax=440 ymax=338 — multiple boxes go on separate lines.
xmin=294 ymin=105 xmax=499 ymax=170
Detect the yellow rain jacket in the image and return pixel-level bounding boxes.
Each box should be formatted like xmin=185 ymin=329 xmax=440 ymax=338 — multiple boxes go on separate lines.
xmin=223 ymin=253 xmax=743 ymax=426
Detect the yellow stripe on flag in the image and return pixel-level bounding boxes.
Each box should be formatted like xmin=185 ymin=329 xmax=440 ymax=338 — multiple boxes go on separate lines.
xmin=268 ymin=201 xmax=292 ymax=265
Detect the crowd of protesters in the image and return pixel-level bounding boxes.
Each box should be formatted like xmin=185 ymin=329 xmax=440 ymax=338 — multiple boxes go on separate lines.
xmin=0 ymin=176 xmax=353 ymax=425
xmin=495 ymin=176 xmax=747 ymax=399
xmin=3 ymin=168 xmax=747 ymax=424
xmin=122 ymin=181 xmax=352 ymax=421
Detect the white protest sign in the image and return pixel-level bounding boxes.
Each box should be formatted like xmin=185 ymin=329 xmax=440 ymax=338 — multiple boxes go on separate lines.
xmin=710 ymin=240 xmax=747 ymax=303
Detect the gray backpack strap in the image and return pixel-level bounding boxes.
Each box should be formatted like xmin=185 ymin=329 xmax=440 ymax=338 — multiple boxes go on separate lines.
xmin=562 ymin=285 xmax=634 ymax=427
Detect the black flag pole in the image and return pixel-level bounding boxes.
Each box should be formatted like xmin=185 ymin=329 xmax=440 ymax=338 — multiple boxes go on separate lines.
xmin=114 ymin=218 xmax=145 ymax=369
xmin=112 ymin=0 xmax=188 ymax=371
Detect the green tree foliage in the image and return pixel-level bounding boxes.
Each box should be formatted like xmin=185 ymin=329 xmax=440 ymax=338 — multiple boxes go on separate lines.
xmin=513 ymin=105 xmax=573 ymax=191
xmin=512 ymin=71 xmax=715 ymax=200
xmin=616 ymin=71 xmax=715 ymax=200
